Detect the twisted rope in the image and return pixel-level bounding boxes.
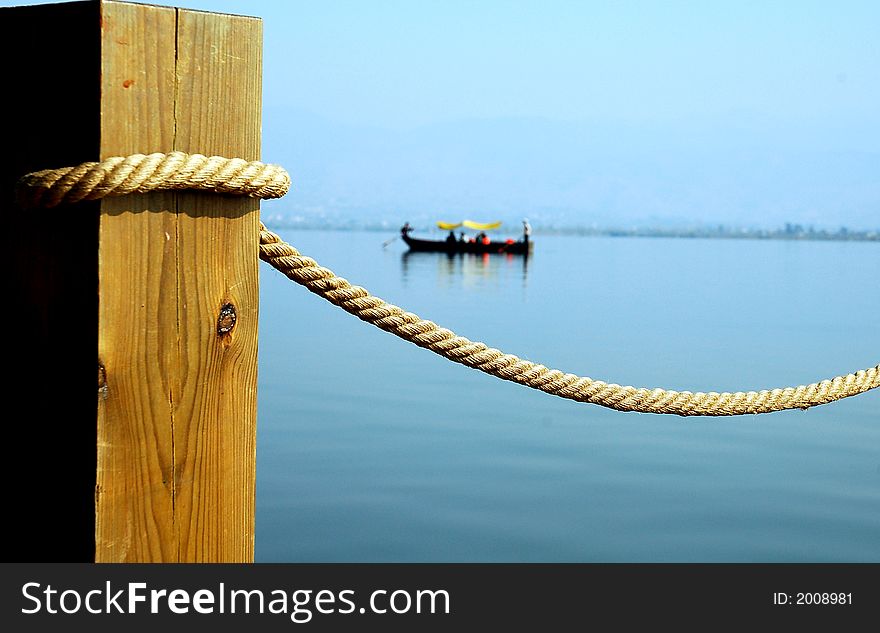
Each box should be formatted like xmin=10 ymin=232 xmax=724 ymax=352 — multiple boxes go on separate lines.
xmin=16 ymin=151 xmax=290 ymax=209
xmin=257 ymin=224 xmax=879 ymax=416
xmin=16 ymin=154 xmax=879 ymax=416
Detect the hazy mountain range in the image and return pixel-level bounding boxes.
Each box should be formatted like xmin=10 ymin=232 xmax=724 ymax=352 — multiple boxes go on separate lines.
xmin=262 ymin=106 xmax=879 ymax=232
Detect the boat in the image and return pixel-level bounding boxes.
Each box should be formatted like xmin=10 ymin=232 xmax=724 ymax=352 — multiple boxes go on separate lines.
xmin=402 ymin=233 xmax=532 ymax=255
xmin=400 ymin=220 xmax=533 ymax=255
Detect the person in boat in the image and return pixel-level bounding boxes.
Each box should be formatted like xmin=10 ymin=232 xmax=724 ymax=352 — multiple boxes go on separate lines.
xmin=459 ymin=232 xmax=467 ymax=243
xmin=446 ymin=231 xmax=457 ymax=245
xmin=401 ymin=222 xmax=413 ymax=238
xmin=522 ymin=218 xmax=531 ymax=243
xmin=477 ymin=232 xmax=490 ymax=245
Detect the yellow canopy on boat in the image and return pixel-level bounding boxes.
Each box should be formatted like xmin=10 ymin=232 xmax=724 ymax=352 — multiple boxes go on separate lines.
xmin=436 ymin=220 xmax=503 ymax=231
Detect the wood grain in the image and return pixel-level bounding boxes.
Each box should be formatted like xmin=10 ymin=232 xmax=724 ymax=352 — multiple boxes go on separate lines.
xmin=96 ymin=1 xmax=260 ymax=562
xmin=172 ymin=7 xmax=261 ymax=563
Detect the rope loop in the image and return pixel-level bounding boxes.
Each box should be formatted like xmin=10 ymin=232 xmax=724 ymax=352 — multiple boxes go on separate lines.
xmin=16 ymin=151 xmax=290 ymax=209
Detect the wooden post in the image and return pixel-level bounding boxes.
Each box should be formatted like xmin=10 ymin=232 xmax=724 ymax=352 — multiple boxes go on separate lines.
xmin=1 ymin=0 xmax=261 ymax=562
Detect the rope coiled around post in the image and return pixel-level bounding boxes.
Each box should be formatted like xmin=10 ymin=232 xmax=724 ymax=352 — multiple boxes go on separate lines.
xmin=16 ymin=153 xmax=880 ymax=416
xmin=17 ymin=151 xmax=290 ymax=209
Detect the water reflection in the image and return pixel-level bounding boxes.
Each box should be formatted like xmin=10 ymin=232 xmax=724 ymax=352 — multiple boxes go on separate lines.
xmin=401 ymin=250 xmax=529 ymax=289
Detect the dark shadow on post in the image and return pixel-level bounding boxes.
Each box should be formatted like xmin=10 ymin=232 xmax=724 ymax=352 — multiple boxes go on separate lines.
xmin=0 ymin=2 xmax=102 ymax=562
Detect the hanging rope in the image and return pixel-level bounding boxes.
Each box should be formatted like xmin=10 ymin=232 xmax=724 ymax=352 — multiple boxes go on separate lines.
xmin=256 ymin=224 xmax=878 ymax=416
xmin=17 ymin=153 xmax=880 ymax=416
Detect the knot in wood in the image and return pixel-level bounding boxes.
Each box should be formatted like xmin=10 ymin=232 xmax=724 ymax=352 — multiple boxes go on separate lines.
xmin=217 ymin=303 xmax=237 ymax=335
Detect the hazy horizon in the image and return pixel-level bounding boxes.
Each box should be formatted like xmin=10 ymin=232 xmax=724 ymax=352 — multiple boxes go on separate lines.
xmin=7 ymin=0 xmax=878 ymax=229
xmin=259 ymin=106 xmax=879 ymax=231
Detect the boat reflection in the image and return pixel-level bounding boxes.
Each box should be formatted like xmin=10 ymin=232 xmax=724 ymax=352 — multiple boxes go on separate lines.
xmin=401 ymin=250 xmax=529 ymax=289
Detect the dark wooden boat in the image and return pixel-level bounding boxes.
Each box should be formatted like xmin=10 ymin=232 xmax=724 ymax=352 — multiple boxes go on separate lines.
xmin=402 ymin=233 xmax=533 ymax=255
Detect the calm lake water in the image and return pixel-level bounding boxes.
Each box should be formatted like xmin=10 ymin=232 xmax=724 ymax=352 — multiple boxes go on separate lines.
xmin=256 ymin=229 xmax=879 ymax=562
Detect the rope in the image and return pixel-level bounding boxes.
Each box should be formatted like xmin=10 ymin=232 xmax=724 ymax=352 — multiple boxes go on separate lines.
xmin=16 ymin=151 xmax=290 ymax=209
xmin=16 ymin=154 xmax=880 ymax=416
xmin=257 ymin=224 xmax=879 ymax=416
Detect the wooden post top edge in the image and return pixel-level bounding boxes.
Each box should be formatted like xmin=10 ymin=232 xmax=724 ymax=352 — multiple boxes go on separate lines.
xmin=0 ymin=0 xmax=262 ymax=22
xmin=106 ymin=0 xmax=262 ymax=21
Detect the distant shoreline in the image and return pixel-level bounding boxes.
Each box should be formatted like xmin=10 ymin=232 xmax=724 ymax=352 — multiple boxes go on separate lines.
xmin=537 ymin=226 xmax=879 ymax=242
xmin=262 ymin=218 xmax=879 ymax=243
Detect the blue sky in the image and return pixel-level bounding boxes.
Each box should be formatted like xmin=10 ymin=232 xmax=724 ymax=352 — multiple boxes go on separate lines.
xmin=5 ymin=0 xmax=879 ymax=228
xmin=150 ymin=1 xmax=879 ymax=133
